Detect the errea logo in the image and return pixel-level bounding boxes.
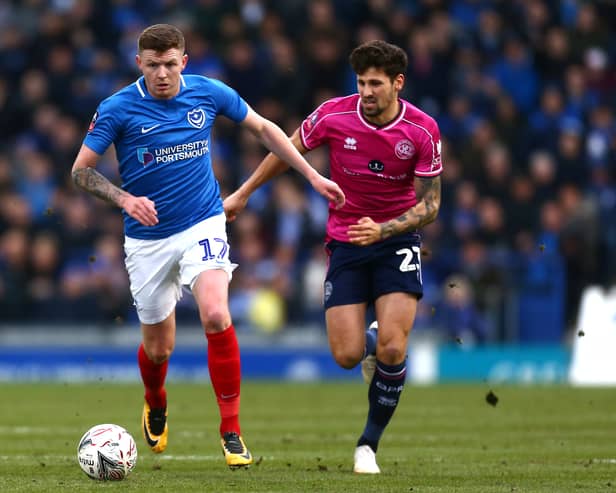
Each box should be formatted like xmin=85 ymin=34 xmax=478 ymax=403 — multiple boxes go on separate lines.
xmin=344 ymin=137 xmax=357 ymax=150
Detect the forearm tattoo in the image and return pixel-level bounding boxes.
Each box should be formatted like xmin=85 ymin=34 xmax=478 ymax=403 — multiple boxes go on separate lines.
xmin=72 ymin=167 xmax=126 ymax=207
xmin=380 ymin=176 xmax=441 ymax=240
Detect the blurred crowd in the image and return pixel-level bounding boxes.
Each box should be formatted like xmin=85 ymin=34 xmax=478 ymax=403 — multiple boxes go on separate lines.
xmin=0 ymin=0 xmax=615 ymax=344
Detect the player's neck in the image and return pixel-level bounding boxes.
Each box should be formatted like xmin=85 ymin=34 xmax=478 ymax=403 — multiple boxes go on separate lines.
xmin=363 ymin=100 xmax=402 ymax=127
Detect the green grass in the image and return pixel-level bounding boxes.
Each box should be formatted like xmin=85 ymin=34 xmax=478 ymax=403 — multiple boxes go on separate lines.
xmin=1 ymin=382 xmax=615 ymax=492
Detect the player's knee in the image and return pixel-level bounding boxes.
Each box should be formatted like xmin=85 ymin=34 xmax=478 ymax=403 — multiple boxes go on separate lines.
xmin=378 ymin=344 xmax=406 ymax=365
xmin=200 ymin=305 xmax=231 ymax=331
xmin=147 ymin=347 xmax=172 ymax=364
xmin=331 ymin=348 xmax=361 ymax=369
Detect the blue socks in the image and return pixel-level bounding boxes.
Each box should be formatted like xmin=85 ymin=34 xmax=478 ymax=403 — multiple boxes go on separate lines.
xmin=358 ymin=359 xmax=406 ymax=452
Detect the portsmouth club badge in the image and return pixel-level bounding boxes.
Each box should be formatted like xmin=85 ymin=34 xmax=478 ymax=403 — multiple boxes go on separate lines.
xmin=187 ymin=108 xmax=206 ymax=129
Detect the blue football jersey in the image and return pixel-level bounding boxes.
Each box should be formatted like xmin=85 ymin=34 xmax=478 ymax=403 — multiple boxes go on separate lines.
xmin=84 ymin=74 xmax=248 ymax=239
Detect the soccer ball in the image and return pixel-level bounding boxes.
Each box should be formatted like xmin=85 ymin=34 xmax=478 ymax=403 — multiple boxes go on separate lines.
xmin=77 ymin=424 xmax=137 ymax=480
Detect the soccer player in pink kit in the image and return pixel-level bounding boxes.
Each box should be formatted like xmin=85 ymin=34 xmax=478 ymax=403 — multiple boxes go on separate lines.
xmin=224 ymin=40 xmax=442 ymax=473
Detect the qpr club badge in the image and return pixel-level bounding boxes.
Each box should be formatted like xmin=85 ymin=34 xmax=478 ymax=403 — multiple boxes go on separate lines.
xmin=187 ymin=108 xmax=206 ymax=128
xmin=395 ymin=139 xmax=415 ymax=160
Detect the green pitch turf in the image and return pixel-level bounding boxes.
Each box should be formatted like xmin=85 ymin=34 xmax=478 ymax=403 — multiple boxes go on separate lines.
xmin=1 ymin=382 xmax=614 ymax=492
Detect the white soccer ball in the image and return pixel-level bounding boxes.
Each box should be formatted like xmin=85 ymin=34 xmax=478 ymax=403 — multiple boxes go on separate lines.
xmin=77 ymin=423 xmax=138 ymax=481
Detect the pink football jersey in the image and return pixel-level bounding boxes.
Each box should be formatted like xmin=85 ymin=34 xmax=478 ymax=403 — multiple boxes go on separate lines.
xmin=300 ymin=94 xmax=442 ymax=242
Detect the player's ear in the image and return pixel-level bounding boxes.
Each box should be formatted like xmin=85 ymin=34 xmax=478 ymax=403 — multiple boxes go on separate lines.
xmin=181 ymin=53 xmax=188 ymax=70
xmin=394 ymin=74 xmax=404 ymax=92
xmin=135 ymin=54 xmax=142 ymax=70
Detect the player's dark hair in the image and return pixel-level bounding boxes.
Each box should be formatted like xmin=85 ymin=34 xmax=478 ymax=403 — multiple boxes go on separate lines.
xmin=349 ymin=40 xmax=408 ymax=80
xmin=138 ymin=24 xmax=185 ymax=53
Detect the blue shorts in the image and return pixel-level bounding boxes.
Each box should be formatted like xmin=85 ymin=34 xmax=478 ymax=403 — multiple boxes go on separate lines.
xmin=323 ymin=232 xmax=424 ymax=309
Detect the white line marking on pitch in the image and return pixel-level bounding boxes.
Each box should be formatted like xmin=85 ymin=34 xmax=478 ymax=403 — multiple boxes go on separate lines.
xmin=1 ymin=455 xmax=276 ymax=462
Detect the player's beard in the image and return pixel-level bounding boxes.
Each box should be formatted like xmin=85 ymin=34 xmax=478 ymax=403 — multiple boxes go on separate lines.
xmin=361 ymin=99 xmax=382 ymax=117
xmin=361 ymin=92 xmax=395 ymax=120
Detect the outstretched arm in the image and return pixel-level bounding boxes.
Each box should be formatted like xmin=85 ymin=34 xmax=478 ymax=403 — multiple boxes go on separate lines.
xmin=347 ymin=175 xmax=442 ymax=246
xmin=228 ymin=108 xmax=344 ymax=218
xmin=71 ymin=144 xmax=158 ymax=226
xmin=224 ymin=129 xmax=303 ymax=221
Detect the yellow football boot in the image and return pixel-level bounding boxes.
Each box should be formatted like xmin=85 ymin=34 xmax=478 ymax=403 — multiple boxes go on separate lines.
xmin=142 ymin=401 xmax=168 ymax=453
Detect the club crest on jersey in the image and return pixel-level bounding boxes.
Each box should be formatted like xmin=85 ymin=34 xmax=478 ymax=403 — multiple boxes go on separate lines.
xmin=368 ymin=160 xmax=384 ymax=173
xmin=187 ymin=108 xmax=206 ymax=129
xmin=395 ymin=139 xmax=415 ymax=160
xmin=137 ymin=147 xmax=154 ymax=166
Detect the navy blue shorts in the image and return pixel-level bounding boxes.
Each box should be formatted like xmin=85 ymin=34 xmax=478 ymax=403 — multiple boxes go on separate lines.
xmin=323 ymin=232 xmax=424 ymax=309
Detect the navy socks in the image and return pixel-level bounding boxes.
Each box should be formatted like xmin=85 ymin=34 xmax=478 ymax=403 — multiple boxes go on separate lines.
xmin=358 ymin=358 xmax=406 ymax=452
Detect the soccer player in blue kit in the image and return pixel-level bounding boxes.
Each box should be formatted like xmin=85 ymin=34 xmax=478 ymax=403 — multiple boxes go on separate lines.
xmin=71 ymin=24 xmax=345 ymax=469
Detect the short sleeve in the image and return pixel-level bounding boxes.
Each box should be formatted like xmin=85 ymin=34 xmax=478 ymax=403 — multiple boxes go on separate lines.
xmin=300 ymin=101 xmax=332 ymax=150
xmin=209 ymin=78 xmax=248 ymax=122
xmin=83 ymin=97 xmax=121 ymax=155
xmin=414 ymin=120 xmax=442 ymax=177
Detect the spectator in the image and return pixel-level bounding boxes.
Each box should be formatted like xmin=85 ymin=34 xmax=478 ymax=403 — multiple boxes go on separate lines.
xmin=537 ymin=27 xmax=571 ymax=85
xmin=406 ymin=27 xmax=449 ymax=111
xmin=27 ymin=230 xmax=62 ymax=321
xmin=528 ymin=85 xmax=566 ymax=153
xmin=0 ymin=228 xmax=30 ymax=321
xmin=479 ymin=142 xmax=512 ymax=199
xmin=562 ymin=63 xmax=599 ymax=121
xmin=555 ymin=118 xmax=585 ymax=184
xmin=528 ymin=150 xmax=558 ymax=203
xmin=485 ymin=33 xmax=539 ymax=113
xmin=558 ymin=184 xmax=600 ymax=328
xmin=585 ymin=104 xmax=615 ymax=168
xmin=515 ymin=199 xmax=566 ymax=342
xmin=507 ymin=174 xmax=538 ymax=244
xmin=451 ymin=180 xmax=480 ymax=243
xmin=491 ymin=94 xmax=528 ymax=159
xmin=435 ymin=273 xmax=490 ymax=345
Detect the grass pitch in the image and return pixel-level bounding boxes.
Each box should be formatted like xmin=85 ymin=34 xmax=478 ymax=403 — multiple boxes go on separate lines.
xmin=1 ymin=382 xmax=615 ymax=492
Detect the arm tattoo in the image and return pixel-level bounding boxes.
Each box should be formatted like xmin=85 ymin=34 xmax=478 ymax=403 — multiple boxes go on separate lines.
xmin=380 ymin=176 xmax=441 ymax=240
xmin=72 ymin=167 xmax=126 ymax=207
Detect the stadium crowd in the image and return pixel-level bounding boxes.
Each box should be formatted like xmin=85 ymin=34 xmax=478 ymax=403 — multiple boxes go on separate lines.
xmin=0 ymin=0 xmax=614 ymax=344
